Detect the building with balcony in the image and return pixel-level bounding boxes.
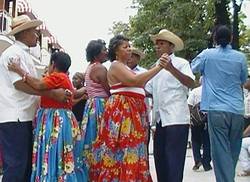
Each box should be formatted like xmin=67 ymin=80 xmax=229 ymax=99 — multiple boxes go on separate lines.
xmin=0 ymin=0 xmax=64 ymax=76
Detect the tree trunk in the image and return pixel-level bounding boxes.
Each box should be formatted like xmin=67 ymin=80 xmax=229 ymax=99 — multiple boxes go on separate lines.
xmin=208 ymin=0 xmax=231 ymax=48
xmin=214 ymin=0 xmax=231 ymax=26
xmin=232 ymin=0 xmax=243 ymax=50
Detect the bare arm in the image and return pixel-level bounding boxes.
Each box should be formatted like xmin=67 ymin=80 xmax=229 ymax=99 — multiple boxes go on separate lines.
xmin=109 ymin=62 xmax=162 ymax=87
xmin=243 ymin=125 xmax=250 ymax=137
xmin=162 ymin=57 xmax=194 ymax=88
xmin=109 ymin=54 xmax=168 ymax=87
xmin=74 ymin=86 xmax=87 ymax=99
xmin=244 ymin=79 xmax=250 ymax=90
xmin=14 ymin=80 xmax=71 ymax=102
xmin=72 ymin=95 xmax=87 ymax=106
xmin=8 ymin=61 xmax=48 ymax=90
xmin=168 ymin=67 xmax=195 ymax=88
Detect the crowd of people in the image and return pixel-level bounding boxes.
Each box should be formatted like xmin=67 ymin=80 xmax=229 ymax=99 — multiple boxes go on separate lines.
xmin=0 ymin=14 xmax=250 ymax=182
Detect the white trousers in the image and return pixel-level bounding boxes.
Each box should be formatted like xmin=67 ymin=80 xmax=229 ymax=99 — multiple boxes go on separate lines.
xmin=239 ymin=137 xmax=250 ymax=172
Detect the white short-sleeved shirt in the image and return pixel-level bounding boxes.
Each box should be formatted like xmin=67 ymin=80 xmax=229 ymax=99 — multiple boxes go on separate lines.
xmin=0 ymin=41 xmax=39 ymax=123
xmin=244 ymin=89 xmax=250 ymax=118
xmin=187 ymin=86 xmax=202 ymax=106
xmin=132 ymin=65 xmax=148 ymax=74
xmin=145 ymin=53 xmax=195 ymax=127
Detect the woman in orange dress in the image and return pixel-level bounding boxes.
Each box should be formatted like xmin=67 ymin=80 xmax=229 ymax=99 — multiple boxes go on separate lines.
xmin=90 ymin=35 xmax=169 ymax=182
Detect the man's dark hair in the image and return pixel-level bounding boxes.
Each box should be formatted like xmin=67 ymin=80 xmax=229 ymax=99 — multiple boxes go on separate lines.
xmin=214 ymin=25 xmax=231 ymax=48
xmin=108 ymin=35 xmax=129 ymax=61
xmin=86 ymin=39 xmax=106 ymax=62
xmin=50 ymin=51 xmax=71 ymax=73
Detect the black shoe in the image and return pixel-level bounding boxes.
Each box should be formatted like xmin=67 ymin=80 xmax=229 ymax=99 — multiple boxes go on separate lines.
xmin=192 ymin=162 xmax=202 ymax=171
xmin=203 ymin=165 xmax=212 ymax=171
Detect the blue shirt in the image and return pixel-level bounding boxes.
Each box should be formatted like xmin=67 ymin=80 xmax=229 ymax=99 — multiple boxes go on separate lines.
xmin=191 ymin=45 xmax=248 ymax=114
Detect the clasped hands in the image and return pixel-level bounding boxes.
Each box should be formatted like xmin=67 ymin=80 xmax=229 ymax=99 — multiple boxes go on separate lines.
xmin=157 ymin=53 xmax=174 ymax=71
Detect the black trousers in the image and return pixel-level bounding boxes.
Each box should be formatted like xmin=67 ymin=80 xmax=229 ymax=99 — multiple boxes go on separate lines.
xmin=191 ymin=124 xmax=211 ymax=168
xmin=154 ymin=122 xmax=189 ymax=182
xmin=0 ymin=121 xmax=33 ymax=182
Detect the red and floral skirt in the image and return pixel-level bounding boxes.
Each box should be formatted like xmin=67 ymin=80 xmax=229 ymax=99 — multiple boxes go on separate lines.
xmin=90 ymin=93 xmax=152 ymax=182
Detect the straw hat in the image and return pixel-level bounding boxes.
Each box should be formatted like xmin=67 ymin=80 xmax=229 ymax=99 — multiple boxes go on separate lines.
xmin=8 ymin=15 xmax=42 ymax=36
xmin=150 ymin=29 xmax=184 ymax=51
xmin=131 ymin=47 xmax=145 ymax=59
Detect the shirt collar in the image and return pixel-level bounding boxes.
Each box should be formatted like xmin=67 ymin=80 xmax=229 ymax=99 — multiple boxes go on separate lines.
xmin=133 ymin=65 xmax=140 ymax=71
xmin=15 ymin=41 xmax=30 ymax=52
xmin=215 ymin=44 xmax=232 ymax=49
xmin=169 ymin=53 xmax=175 ymax=59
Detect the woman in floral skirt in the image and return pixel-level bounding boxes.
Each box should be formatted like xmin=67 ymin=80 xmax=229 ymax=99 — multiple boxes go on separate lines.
xmin=8 ymin=51 xmax=83 ymax=182
xmin=90 ymin=35 xmax=169 ymax=182
xmin=76 ymin=39 xmax=110 ymax=181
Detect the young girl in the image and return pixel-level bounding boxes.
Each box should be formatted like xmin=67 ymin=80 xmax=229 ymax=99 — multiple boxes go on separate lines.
xmin=8 ymin=51 xmax=82 ymax=181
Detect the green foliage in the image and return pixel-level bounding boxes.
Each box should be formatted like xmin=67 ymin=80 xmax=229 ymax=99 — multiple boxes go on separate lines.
xmin=109 ymin=0 xmax=250 ymax=69
xmin=109 ymin=21 xmax=130 ymax=37
xmin=127 ymin=0 xmax=216 ymax=68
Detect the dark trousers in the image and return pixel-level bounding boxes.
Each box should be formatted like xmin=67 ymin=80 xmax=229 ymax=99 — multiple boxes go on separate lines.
xmin=191 ymin=124 xmax=211 ymax=168
xmin=154 ymin=122 xmax=189 ymax=182
xmin=0 ymin=121 xmax=33 ymax=182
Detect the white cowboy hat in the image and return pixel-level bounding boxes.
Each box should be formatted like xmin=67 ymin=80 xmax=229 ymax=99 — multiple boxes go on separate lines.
xmin=150 ymin=29 xmax=184 ymax=51
xmin=8 ymin=15 xmax=42 ymax=36
xmin=131 ymin=47 xmax=145 ymax=59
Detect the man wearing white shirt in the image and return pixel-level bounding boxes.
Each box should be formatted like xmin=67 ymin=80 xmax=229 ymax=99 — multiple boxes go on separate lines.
xmin=187 ymin=82 xmax=212 ymax=172
xmin=127 ymin=47 xmax=148 ymax=74
xmin=127 ymin=47 xmax=153 ymax=153
xmin=145 ymin=29 xmax=195 ymax=182
xmin=0 ymin=15 xmax=69 ymax=182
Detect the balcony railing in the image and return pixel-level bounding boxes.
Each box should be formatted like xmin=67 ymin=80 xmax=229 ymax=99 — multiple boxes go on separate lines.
xmin=0 ymin=10 xmax=12 ymax=34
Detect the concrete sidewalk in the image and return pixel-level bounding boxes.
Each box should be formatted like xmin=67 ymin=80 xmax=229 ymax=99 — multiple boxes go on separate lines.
xmin=149 ymin=147 xmax=250 ymax=182
xmin=1 ymin=146 xmax=249 ymax=182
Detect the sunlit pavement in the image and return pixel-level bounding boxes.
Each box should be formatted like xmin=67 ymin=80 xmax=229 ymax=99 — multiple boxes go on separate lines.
xmin=148 ymin=138 xmax=250 ymax=182
xmin=1 ymin=140 xmax=250 ymax=182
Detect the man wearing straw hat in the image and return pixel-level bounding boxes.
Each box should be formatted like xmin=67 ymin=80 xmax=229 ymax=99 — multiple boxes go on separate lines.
xmin=127 ymin=47 xmax=153 ymax=153
xmin=127 ymin=47 xmax=147 ymax=73
xmin=145 ymin=29 xmax=195 ymax=182
xmin=0 ymin=15 xmax=69 ymax=181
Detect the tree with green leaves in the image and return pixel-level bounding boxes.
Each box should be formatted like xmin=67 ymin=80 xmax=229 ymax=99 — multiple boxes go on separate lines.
xmin=110 ymin=0 xmax=249 ymax=68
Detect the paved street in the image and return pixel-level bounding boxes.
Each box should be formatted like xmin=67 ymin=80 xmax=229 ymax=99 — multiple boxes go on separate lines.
xmin=148 ymin=137 xmax=250 ymax=182
xmin=149 ymin=149 xmax=250 ymax=182
xmin=1 ymin=140 xmax=250 ymax=182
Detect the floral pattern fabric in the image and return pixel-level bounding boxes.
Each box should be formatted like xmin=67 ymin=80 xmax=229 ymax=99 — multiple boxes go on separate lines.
xmin=74 ymin=97 xmax=107 ymax=181
xmin=90 ymin=94 xmax=152 ymax=182
xmin=31 ymin=108 xmax=82 ymax=182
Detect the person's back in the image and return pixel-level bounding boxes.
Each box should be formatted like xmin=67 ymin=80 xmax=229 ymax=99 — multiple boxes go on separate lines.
xmin=196 ymin=46 xmax=246 ymax=114
xmin=191 ymin=25 xmax=248 ymax=182
xmin=0 ymin=42 xmax=39 ymax=122
xmin=0 ymin=15 xmax=42 ymax=182
xmin=40 ymin=72 xmax=73 ymax=109
xmin=85 ymin=63 xmax=109 ymax=98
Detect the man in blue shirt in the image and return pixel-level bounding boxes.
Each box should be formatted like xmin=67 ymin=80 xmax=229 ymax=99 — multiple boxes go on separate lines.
xmin=191 ymin=25 xmax=248 ymax=182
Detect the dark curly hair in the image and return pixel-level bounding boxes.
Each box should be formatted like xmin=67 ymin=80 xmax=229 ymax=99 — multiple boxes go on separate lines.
xmin=86 ymin=39 xmax=106 ymax=62
xmin=108 ymin=35 xmax=129 ymax=61
xmin=50 ymin=51 xmax=71 ymax=73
